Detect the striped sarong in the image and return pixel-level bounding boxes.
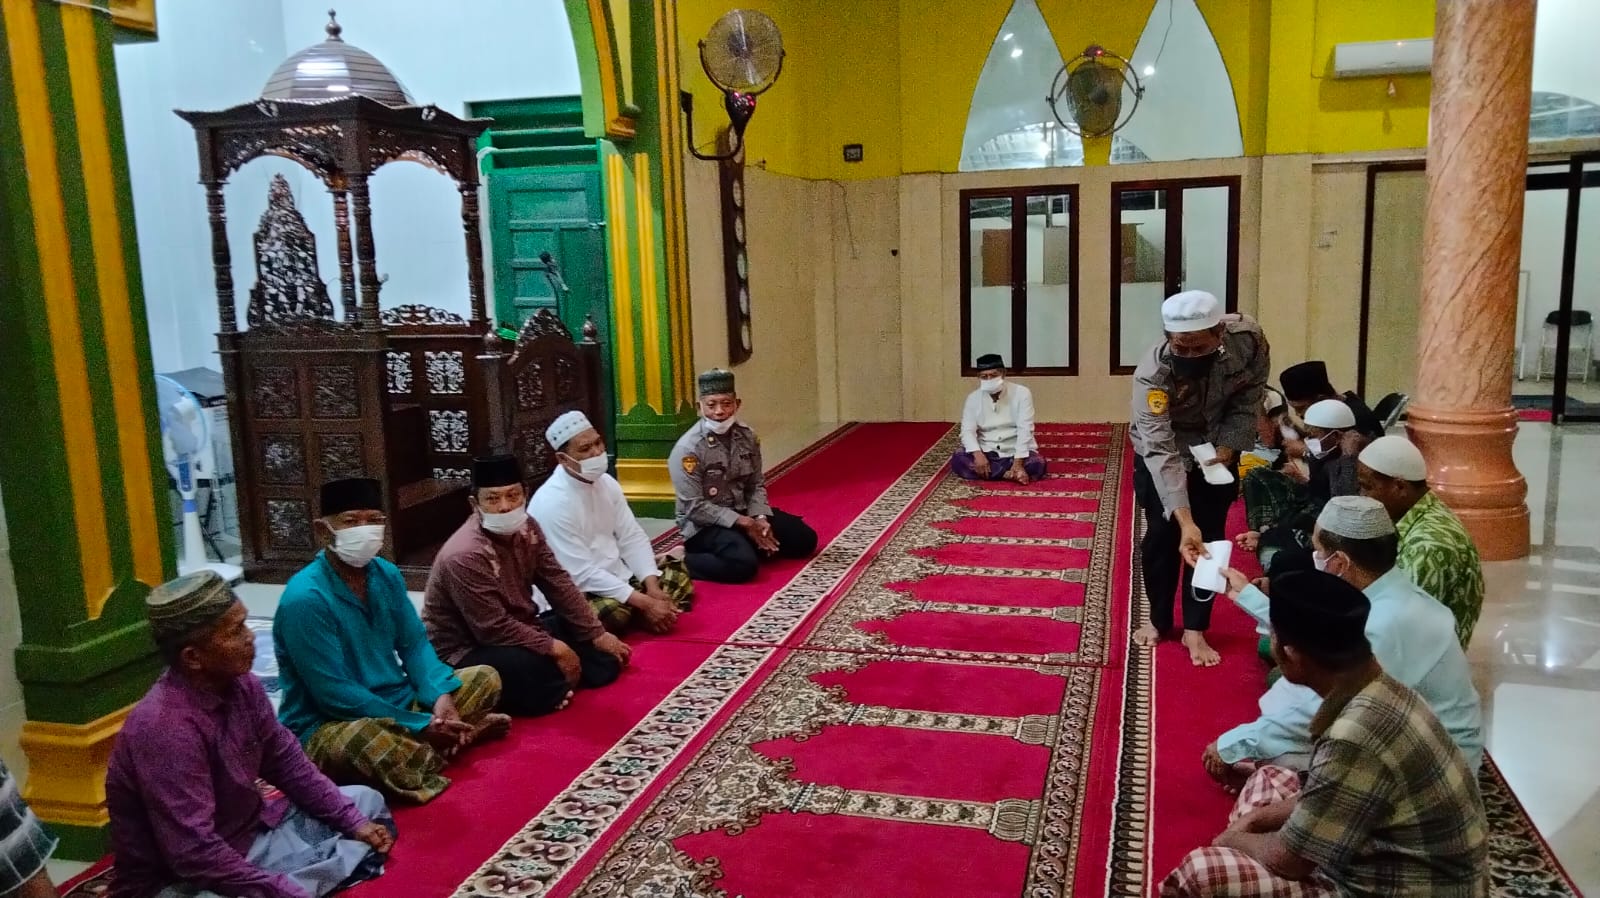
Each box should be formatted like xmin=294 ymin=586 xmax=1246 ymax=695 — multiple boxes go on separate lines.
xmin=587 ymin=557 xmax=696 ymax=633
xmin=304 ymin=665 xmax=502 ymax=804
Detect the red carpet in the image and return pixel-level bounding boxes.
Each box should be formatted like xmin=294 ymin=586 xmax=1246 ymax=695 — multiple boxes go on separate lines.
xmin=61 ymin=423 xmax=1582 ymax=898
xmin=447 ymin=424 xmax=1135 ymax=897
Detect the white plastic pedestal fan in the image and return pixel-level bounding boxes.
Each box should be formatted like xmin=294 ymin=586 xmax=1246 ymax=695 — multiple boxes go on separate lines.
xmin=156 ymin=375 xmax=242 ymax=583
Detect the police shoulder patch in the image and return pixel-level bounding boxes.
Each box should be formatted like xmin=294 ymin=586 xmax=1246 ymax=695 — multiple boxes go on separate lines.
xmin=1147 ymin=389 xmax=1169 ymax=415
xmin=682 ymin=454 xmax=699 ymax=475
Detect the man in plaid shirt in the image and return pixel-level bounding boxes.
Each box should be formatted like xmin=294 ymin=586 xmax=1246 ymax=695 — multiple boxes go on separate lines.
xmin=0 ymin=760 xmax=57 ymax=898
xmin=1162 ymin=570 xmax=1487 ymax=897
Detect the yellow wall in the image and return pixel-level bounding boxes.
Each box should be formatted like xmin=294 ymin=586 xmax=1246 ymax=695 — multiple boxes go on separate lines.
xmin=1265 ymin=0 xmax=1435 ymax=155
xmin=678 ymin=0 xmax=1434 ymax=179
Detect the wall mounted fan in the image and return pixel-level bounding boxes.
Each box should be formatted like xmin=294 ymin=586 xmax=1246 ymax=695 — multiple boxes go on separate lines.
xmin=1046 ymin=45 xmax=1145 ymax=138
xmin=679 ymin=9 xmax=786 ymax=161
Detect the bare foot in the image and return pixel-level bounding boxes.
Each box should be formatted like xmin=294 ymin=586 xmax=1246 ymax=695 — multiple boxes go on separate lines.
xmin=1133 ymin=623 xmax=1162 ymax=648
xmin=557 ymin=690 xmax=574 ymax=711
xmin=470 ymin=712 xmax=512 ymax=744
xmin=1183 ymin=630 xmax=1222 ymax=667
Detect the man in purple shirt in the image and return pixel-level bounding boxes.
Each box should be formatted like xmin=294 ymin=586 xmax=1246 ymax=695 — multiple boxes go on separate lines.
xmin=107 ymin=571 xmax=395 ymax=898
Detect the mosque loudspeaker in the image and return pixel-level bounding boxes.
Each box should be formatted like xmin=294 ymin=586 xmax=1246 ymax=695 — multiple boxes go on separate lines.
xmin=680 ymin=9 xmax=786 ymax=163
xmin=1046 ymin=45 xmax=1145 ymax=139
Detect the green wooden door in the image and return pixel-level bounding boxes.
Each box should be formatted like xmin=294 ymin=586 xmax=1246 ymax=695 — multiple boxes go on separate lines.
xmin=487 ymin=168 xmax=613 ymax=433
xmin=488 ymin=169 xmax=608 ymax=333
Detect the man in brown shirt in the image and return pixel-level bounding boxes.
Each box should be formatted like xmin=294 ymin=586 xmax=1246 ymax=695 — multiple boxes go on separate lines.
xmin=423 ymin=454 xmax=632 ymax=716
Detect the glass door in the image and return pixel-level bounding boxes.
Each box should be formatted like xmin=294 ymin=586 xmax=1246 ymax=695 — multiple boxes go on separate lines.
xmin=1553 ymin=156 xmax=1600 ymax=421
xmin=1515 ymin=157 xmax=1600 ymax=422
xmin=1109 ymin=177 xmax=1240 ymax=374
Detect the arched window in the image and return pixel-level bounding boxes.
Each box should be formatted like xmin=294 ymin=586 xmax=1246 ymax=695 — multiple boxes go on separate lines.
xmin=959 ymin=0 xmax=1241 ymax=171
xmin=1529 ymin=91 xmax=1600 ymax=141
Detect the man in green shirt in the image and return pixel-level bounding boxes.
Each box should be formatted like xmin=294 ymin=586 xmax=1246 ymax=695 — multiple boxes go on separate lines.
xmin=1356 ymin=436 xmax=1485 ymax=649
xmin=276 ymin=477 xmax=510 ymax=804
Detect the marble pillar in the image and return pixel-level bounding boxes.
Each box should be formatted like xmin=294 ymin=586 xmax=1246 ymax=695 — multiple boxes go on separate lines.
xmin=1408 ymin=0 xmax=1534 ymax=561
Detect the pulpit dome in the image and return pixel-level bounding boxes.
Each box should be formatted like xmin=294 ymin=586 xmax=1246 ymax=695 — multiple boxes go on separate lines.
xmin=261 ymin=9 xmax=413 ymax=105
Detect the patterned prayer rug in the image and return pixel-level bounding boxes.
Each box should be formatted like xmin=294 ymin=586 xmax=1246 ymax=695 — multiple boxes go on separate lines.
xmin=448 ymin=424 xmax=1135 ymax=897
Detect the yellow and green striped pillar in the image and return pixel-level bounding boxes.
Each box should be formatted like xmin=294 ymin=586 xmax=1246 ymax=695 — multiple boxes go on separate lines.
xmin=0 ymin=0 xmax=171 ymax=858
xmin=566 ymin=0 xmax=699 ymax=517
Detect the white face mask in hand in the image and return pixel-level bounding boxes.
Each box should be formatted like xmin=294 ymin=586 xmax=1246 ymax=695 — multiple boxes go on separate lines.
xmin=480 ymin=508 xmax=527 ymax=536
xmin=704 ymin=416 xmax=735 ymax=435
xmin=331 ymin=524 xmax=385 ymax=568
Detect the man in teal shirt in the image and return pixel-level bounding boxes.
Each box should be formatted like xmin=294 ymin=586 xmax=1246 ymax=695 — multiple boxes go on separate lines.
xmin=1204 ymin=496 xmax=1482 ymax=791
xmin=275 ymin=477 xmax=509 ymax=803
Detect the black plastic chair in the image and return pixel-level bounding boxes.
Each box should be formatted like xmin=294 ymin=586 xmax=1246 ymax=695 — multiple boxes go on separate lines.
xmin=1372 ymin=392 xmax=1410 ymax=431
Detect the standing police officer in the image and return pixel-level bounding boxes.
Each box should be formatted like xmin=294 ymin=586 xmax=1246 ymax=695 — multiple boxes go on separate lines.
xmin=668 ymin=369 xmax=818 ymax=584
xmin=1130 ymin=291 xmax=1269 ymax=666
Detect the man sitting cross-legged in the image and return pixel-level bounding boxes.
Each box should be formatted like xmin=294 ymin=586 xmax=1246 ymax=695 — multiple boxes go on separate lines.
xmin=424 ymin=453 xmax=633 ymax=716
xmin=1358 ymin=435 xmax=1485 ymax=649
xmin=951 ymin=353 xmax=1047 ymax=484
xmin=1205 ymin=496 xmax=1482 ymax=794
xmin=669 ymin=368 xmax=818 ymax=583
xmin=1162 ymin=570 xmax=1487 ymax=898
xmin=529 ymin=411 xmax=694 ymax=635
xmin=110 ymin=571 xmax=395 ymax=898
xmin=275 ymin=477 xmax=509 ymax=805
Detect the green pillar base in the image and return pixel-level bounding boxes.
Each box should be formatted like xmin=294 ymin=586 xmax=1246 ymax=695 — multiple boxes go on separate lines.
xmin=49 ymin=822 xmax=109 ymax=863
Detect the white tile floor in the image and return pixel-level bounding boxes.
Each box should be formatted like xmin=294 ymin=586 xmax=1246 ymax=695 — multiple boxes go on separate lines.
xmin=1474 ymin=421 xmax=1600 ymax=894
xmin=45 ymin=420 xmax=1600 ymax=893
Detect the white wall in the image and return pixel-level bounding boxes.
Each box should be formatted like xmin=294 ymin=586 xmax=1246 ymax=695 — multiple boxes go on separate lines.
xmin=115 ymin=0 xmax=580 ymax=374
xmin=1534 ymin=0 xmax=1600 ymax=105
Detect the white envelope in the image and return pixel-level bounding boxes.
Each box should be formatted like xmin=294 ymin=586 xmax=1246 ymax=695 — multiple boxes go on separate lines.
xmin=1192 ymin=540 xmax=1233 ymax=595
xmin=1189 ymin=442 xmax=1236 ymax=485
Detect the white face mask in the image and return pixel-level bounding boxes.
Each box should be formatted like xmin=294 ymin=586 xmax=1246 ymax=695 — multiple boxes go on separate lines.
xmin=1279 ymin=423 xmax=1298 ymax=441
xmin=1306 ymin=435 xmax=1339 ymax=458
xmin=576 ymin=454 xmax=609 ymax=479
xmin=331 ymin=524 xmax=385 ymax=568
xmin=704 ymin=416 xmax=735 ymax=435
xmin=980 ymin=377 xmax=1004 ymax=395
xmin=480 ymin=508 xmax=527 ymax=536
xmin=1312 ymin=550 xmax=1330 ymax=572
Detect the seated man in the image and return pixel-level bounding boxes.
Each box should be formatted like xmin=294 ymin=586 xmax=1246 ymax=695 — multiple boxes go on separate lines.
xmin=951 ymin=353 xmax=1046 ymax=483
xmin=1238 ymin=398 xmax=1364 ymax=564
xmin=1359 ymin=435 xmax=1485 ymax=649
xmin=1162 ymin=571 xmax=1487 ymax=898
xmin=1278 ymin=360 xmax=1384 ymax=441
xmin=0 ymin=760 xmax=58 ymax=898
xmin=529 ymin=411 xmax=694 ymax=635
xmin=275 ymin=477 xmax=509 ymax=804
xmin=425 ymin=454 xmax=633 ymax=716
xmin=669 ymin=368 xmax=818 ymax=583
xmin=110 ymin=571 xmax=394 ymax=898
xmin=1207 ymin=496 xmax=1482 ymax=792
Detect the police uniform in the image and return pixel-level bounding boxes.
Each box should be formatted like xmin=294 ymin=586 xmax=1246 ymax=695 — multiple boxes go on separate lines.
xmin=669 ymin=370 xmax=819 ymax=583
xmin=1130 ymin=302 xmax=1269 ymax=634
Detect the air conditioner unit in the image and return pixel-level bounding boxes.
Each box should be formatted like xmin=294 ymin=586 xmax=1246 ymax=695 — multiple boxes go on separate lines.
xmin=1332 ymin=39 xmax=1433 ymax=78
